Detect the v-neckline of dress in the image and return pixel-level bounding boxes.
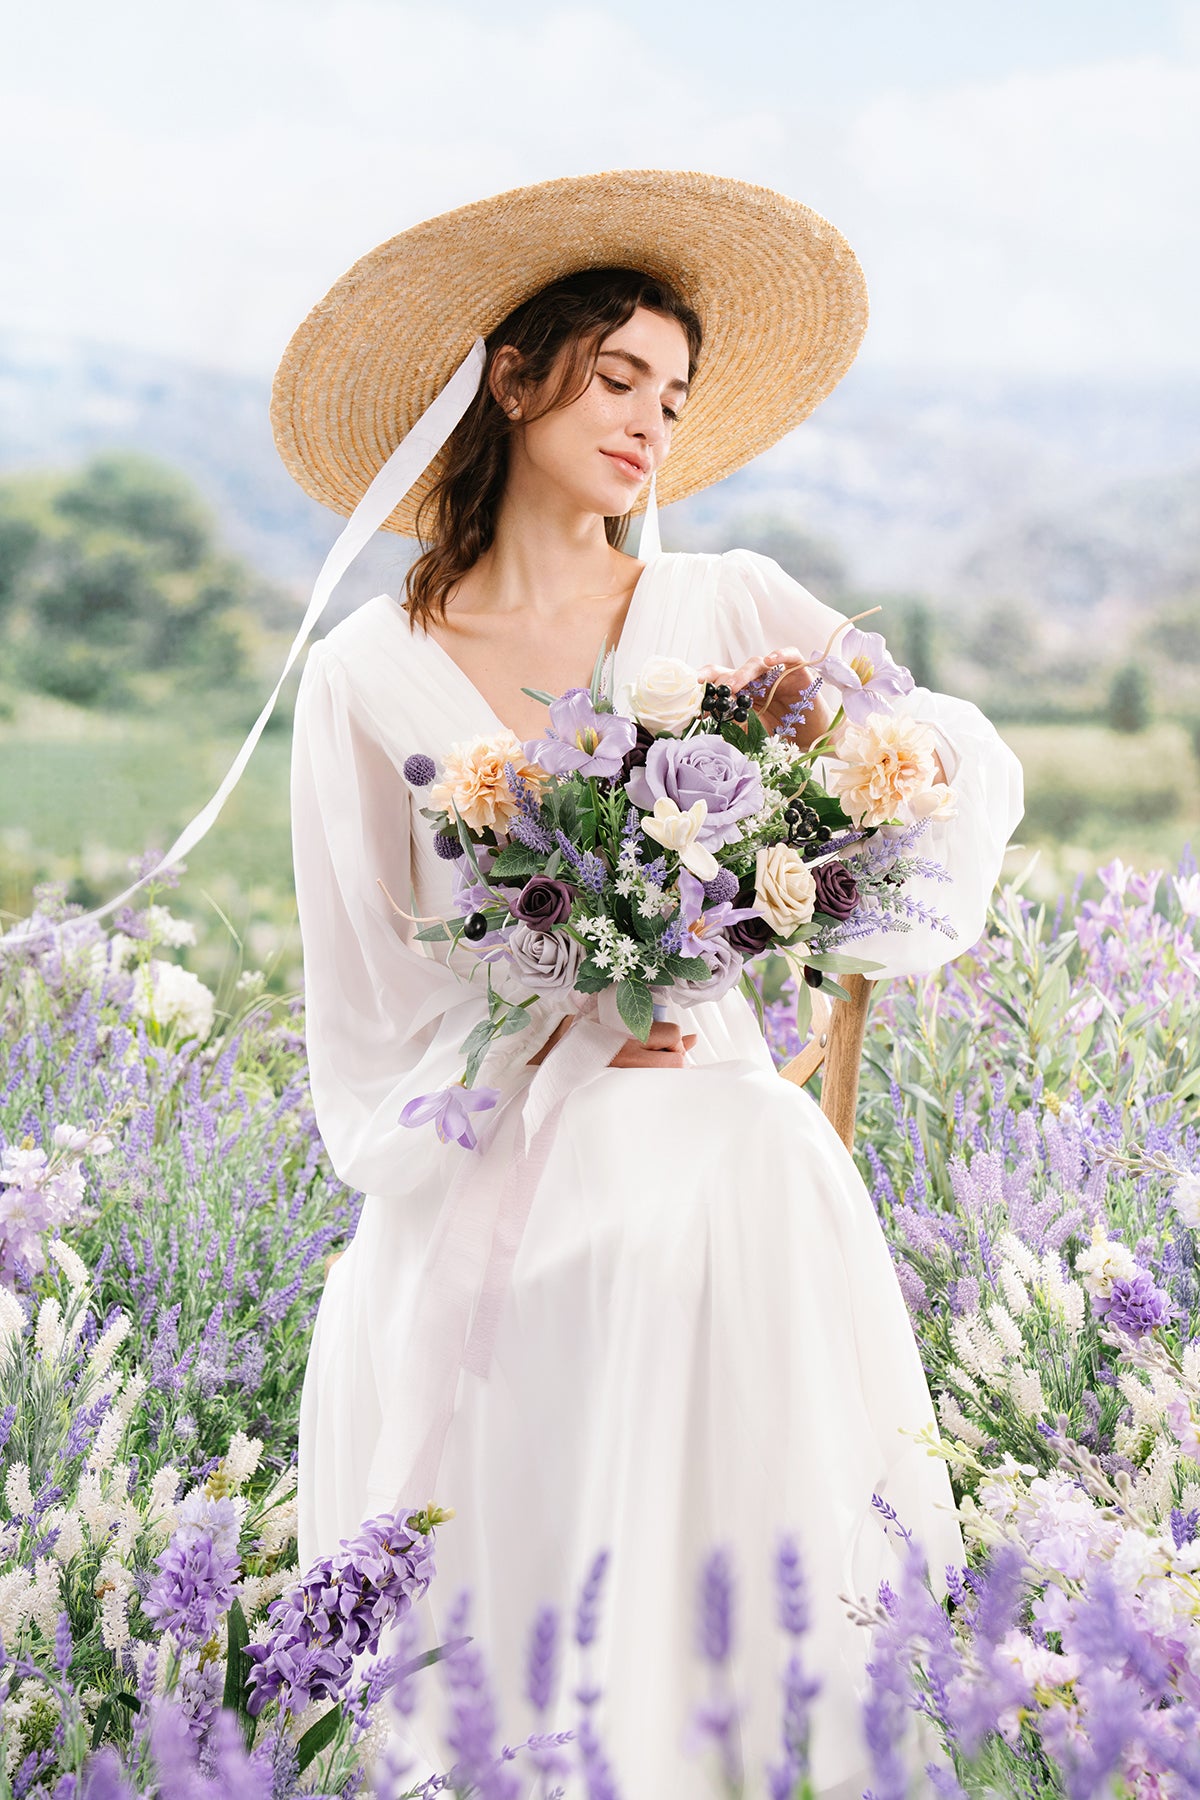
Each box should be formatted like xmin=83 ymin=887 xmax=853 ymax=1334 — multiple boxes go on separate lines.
xmin=412 ymin=554 xmax=661 ymax=742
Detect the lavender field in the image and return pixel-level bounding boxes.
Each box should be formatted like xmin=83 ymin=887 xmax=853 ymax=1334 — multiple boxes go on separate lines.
xmin=1 ymin=852 xmax=1199 ymax=1798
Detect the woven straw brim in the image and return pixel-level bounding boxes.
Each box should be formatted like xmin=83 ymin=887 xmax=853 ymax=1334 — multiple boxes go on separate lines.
xmin=270 ymin=168 xmax=869 ymax=536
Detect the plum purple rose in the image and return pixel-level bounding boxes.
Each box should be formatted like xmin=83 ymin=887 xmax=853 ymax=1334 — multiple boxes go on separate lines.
xmin=512 ymin=876 xmax=575 ymax=932
xmin=812 ymin=861 xmax=860 ymax=921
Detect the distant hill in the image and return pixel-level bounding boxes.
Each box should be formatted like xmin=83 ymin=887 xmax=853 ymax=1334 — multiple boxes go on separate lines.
xmin=1 ymin=327 xmax=1197 ymax=626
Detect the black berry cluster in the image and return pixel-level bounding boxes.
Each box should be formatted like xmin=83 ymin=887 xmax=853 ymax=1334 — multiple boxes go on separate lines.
xmin=782 ymin=801 xmax=832 ymax=848
xmin=702 ymin=682 xmax=752 ymax=725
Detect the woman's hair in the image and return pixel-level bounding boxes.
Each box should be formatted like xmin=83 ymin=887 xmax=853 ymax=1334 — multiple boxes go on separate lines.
xmin=403 ymin=266 xmax=703 ymax=632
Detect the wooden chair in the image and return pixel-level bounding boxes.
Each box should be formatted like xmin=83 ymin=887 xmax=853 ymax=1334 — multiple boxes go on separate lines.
xmin=778 ymin=972 xmax=876 ymax=1153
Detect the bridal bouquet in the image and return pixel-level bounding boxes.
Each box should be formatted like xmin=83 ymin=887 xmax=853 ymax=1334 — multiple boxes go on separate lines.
xmin=396 ymin=627 xmax=956 ymax=1146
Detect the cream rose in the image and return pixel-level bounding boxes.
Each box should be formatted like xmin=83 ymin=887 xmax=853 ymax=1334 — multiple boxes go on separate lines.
xmin=826 ymin=713 xmax=940 ymax=828
xmin=624 ymin=656 xmax=705 ymax=735
xmin=429 ymin=731 xmax=548 ymax=834
xmin=753 ymin=843 xmax=817 ymax=935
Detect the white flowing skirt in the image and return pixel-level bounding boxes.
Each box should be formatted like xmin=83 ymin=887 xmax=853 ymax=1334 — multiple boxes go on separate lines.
xmin=298 ymin=1026 xmax=964 ymax=1798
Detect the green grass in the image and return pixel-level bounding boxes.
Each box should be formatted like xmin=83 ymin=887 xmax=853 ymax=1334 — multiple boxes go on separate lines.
xmin=1 ymin=698 xmax=1197 ymax=987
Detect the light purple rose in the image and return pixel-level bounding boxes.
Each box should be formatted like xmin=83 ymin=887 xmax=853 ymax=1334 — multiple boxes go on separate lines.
xmin=523 ymin=689 xmax=636 ymax=779
xmin=625 ymin=738 xmax=764 ymax=849
xmin=505 ymin=921 xmax=583 ymax=993
xmin=664 ymin=935 xmax=745 ymax=1010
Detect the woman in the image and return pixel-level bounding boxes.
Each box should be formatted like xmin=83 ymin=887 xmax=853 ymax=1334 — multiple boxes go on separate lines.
xmin=281 ymin=172 xmax=1024 ymax=1796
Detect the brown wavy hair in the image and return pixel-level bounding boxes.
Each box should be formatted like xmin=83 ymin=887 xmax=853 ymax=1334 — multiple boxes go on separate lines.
xmin=402 ymin=266 xmax=703 ymax=633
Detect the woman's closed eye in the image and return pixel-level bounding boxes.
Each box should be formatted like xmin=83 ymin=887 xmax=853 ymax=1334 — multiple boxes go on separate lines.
xmin=600 ymin=373 xmax=679 ymax=423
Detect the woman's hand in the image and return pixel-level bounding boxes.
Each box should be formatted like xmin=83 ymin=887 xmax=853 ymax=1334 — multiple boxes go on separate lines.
xmin=694 ymin=647 xmax=835 ymax=750
xmin=609 ymin=1020 xmax=697 ymax=1068
xmin=527 ymin=1015 xmax=696 ymax=1068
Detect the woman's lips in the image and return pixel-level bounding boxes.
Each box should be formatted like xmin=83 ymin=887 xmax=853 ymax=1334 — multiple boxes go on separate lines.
xmin=601 ymin=450 xmax=647 ymax=481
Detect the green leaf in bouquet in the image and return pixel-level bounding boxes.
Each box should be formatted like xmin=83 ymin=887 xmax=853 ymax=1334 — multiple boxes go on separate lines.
xmin=496 ymin=1004 xmax=534 ymax=1037
xmin=820 ymin=976 xmax=854 ymax=1003
xmin=414 ymin=921 xmax=450 ymax=942
xmin=521 ymin=685 xmax=558 ymax=705
xmin=616 ymin=977 xmax=654 ymax=1042
xmin=742 ymin=708 xmax=768 ymax=751
xmin=460 ymin=1019 xmax=502 ymax=1085
xmin=490 ymin=843 xmax=545 ymax=879
xmin=544 ymin=846 xmax=563 ymax=877
xmin=791 ymin=973 xmax=813 ymax=1040
xmin=663 ymin=953 xmax=710 ymax=981
xmin=589 ymin=637 xmax=609 ymax=707
xmin=418 ymin=805 xmax=451 ymax=823
xmin=739 ymin=968 xmax=766 ymax=1029
xmin=803 ymin=951 xmax=886 ymax=975
xmin=573 ymin=963 xmax=612 ymax=993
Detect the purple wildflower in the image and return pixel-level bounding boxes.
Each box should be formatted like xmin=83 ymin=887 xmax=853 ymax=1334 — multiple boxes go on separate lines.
xmin=142 ymin=1529 xmax=239 ymax=1646
xmin=1095 ymin=1269 xmax=1171 ymax=1336
xmin=242 ymin=1507 xmax=436 ymax=1716
xmin=399 ymin=1084 xmax=501 ymax=1151
xmin=813 ymin=627 xmax=914 ymax=723
xmin=523 ymin=689 xmax=635 ymax=779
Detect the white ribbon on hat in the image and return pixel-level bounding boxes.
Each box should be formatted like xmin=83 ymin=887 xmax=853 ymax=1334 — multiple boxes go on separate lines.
xmin=0 ymin=335 xmax=490 ymax=954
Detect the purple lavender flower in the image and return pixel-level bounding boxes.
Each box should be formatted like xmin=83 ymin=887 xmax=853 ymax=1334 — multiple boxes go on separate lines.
xmin=625 ymin=737 xmax=764 ymax=849
xmin=399 ymin=1084 xmax=501 ymax=1150
xmin=523 ymin=689 xmax=636 ymax=779
xmin=141 ymin=1528 xmax=238 ymax=1646
xmin=1095 ymin=1269 xmax=1171 ymax=1336
xmin=697 ymin=1546 xmax=734 ymax=1664
xmin=813 ymin=627 xmax=914 ymax=723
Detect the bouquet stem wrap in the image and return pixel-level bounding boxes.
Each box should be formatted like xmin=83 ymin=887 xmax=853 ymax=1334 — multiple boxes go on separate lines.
xmin=363 ymin=991 xmax=630 ymax=1515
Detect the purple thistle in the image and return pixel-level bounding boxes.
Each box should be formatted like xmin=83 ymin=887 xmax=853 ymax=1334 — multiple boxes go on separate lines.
xmin=702 ymin=868 xmax=739 ymax=904
xmin=403 ymin=753 xmax=437 ymax=787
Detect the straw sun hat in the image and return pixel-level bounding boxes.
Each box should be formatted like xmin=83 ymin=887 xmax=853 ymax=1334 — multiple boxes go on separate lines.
xmin=270 ymin=168 xmax=869 ymax=535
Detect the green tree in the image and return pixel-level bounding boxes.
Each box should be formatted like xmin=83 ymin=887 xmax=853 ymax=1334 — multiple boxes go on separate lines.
xmin=1108 ymin=661 xmax=1152 ymax=734
xmin=0 ymin=453 xmax=279 ymax=711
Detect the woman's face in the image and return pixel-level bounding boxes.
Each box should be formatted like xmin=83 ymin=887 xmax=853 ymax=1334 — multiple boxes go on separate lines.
xmin=500 ymin=305 xmax=692 ymax=520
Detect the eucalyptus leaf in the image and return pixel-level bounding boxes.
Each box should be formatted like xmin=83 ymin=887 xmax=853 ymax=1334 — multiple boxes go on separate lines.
xmin=414 ymin=922 xmax=450 ymax=942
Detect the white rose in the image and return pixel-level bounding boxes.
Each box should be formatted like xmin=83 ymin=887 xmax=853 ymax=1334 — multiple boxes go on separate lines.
xmin=753 ymin=843 xmax=816 ymax=935
xmin=624 ymin=656 xmax=705 ymax=735
xmin=1075 ymin=1233 xmax=1139 ymax=1298
xmin=1173 ymin=1174 xmax=1200 ymax=1231
xmin=131 ymin=961 xmax=215 ymax=1041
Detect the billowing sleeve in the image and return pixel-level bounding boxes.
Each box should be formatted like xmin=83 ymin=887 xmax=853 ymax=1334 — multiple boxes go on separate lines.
xmin=720 ymin=548 xmax=1025 ymax=981
xmin=289 ymin=639 xmax=500 ymax=1198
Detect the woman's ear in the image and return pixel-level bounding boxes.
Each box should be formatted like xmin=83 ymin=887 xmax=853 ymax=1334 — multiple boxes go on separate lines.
xmin=489 ymin=344 xmax=525 ymax=420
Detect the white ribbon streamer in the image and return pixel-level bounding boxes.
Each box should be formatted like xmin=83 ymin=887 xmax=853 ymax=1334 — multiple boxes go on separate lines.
xmin=638 ymin=467 xmax=661 ymax=560
xmin=1 ymin=337 xmax=488 ymax=954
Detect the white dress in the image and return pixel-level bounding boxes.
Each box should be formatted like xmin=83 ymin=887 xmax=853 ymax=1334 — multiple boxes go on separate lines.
xmin=291 ymin=548 xmax=1025 ymax=1797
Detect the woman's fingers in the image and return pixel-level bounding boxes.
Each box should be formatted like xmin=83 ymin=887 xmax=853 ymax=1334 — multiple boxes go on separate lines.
xmin=608 ymin=1020 xmax=699 ymax=1069
xmin=694 ymin=649 xmax=812 ymax=697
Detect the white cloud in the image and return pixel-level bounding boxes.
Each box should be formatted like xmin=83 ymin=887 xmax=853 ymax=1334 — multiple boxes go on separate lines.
xmin=1 ymin=3 xmax=1196 ymax=375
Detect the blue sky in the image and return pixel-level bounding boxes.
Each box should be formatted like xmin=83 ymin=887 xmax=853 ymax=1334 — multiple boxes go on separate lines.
xmin=2 ymin=1 xmax=1197 ymax=378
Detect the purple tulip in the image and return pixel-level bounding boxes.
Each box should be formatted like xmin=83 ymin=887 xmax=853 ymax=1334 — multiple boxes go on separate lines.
xmin=523 ymin=689 xmax=636 ymax=779
xmin=625 ymin=737 xmax=764 ymax=849
xmin=399 ymin=1084 xmax=501 ymax=1150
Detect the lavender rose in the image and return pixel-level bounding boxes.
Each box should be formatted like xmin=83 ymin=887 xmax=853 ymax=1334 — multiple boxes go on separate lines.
xmin=666 ymin=935 xmax=745 ymax=1009
xmin=505 ymin=921 xmax=583 ymax=994
xmin=512 ymin=876 xmax=575 ymax=932
xmin=625 ymin=738 xmax=764 ymax=849
xmin=812 ymin=861 xmax=860 ymax=921
xmin=725 ymin=913 xmax=774 ymax=956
